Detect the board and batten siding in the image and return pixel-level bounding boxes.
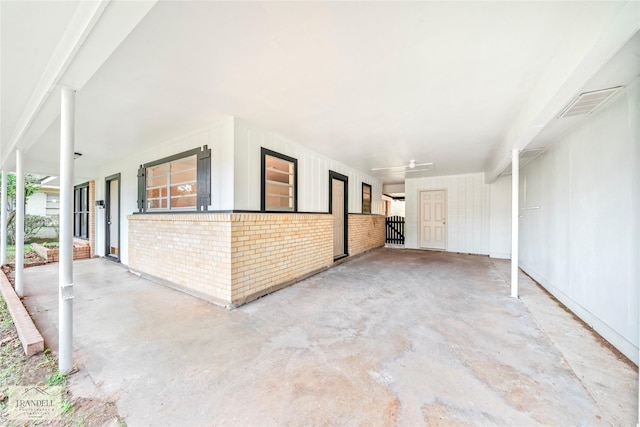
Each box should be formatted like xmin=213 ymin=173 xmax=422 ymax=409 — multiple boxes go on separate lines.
xmin=518 ymin=80 xmax=639 ymax=363
xmin=93 ymin=118 xmax=235 ymax=264
xmin=488 ymin=175 xmax=512 ymax=259
xmin=405 ymin=173 xmax=490 ymax=254
xmin=233 ymin=118 xmax=382 ymax=214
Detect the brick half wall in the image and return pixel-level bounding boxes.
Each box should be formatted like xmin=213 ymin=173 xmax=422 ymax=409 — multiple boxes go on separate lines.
xmin=348 ymin=214 xmax=386 ymax=257
xmin=128 ymin=213 xmax=333 ymax=307
xmin=128 ymin=214 xmax=233 ymax=305
xmin=231 ymin=213 xmax=333 ymax=306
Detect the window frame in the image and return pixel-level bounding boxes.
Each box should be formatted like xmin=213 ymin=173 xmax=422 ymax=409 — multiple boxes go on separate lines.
xmin=146 ymin=154 xmax=197 ymax=212
xmin=362 ymin=182 xmax=372 ymax=214
xmin=261 ymin=148 xmax=298 ymax=212
xmin=73 ymin=182 xmax=89 ymax=240
xmin=137 ymin=146 xmax=211 ymax=213
xmin=46 ymin=192 xmax=60 ymax=216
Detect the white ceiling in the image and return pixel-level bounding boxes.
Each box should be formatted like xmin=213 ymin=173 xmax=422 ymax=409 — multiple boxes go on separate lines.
xmin=1 ymin=1 xmax=637 ymax=184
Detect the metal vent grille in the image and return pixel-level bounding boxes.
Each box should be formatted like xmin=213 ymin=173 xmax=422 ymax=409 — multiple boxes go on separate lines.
xmin=519 ymin=148 xmax=544 ymax=159
xmin=558 ymin=87 xmax=622 ymax=118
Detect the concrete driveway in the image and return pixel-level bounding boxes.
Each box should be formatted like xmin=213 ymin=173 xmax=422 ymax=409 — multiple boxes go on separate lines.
xmin=22 ymin=249 xmax=637 ymax=426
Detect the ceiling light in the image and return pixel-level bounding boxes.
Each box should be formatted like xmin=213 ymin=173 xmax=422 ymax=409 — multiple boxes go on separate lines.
xmin=371 ymin=160 xmax=432 ymax=172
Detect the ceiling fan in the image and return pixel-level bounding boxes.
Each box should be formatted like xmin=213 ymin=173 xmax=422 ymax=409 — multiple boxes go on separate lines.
xmin=371 ymin=159 xmax=433 ymax=172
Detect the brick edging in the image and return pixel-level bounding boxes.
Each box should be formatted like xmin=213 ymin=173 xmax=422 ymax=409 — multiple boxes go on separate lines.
xmin=0 ymin=271 xmax=44 ymax=356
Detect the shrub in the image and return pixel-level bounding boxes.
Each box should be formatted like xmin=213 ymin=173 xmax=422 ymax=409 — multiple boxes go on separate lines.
xmin=7 ymin=215 xmax=56 ymax=245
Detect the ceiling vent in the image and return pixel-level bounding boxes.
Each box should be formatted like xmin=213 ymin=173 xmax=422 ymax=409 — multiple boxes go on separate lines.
xmin=557 ymin=86 xmax=623 ymax=118
xmin=519 ymin=147 xmax=544 ymax=160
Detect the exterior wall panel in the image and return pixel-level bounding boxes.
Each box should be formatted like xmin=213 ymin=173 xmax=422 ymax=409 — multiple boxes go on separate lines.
xmin=405 ymin=173 xmax=490 ymax=254
xmin=233 ymin=119 xmax=382 ymax=214
xmin=94 ymin=118 xmax=234 ymax=264
xmin=518 ymin=80 xmax=639 ymax=363
xmin=488 ymin=175 xmax=511 ymax=259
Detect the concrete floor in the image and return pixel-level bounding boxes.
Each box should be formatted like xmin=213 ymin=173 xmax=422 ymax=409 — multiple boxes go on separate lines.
xmin=21 ymin=249 xmax=637 ymax=426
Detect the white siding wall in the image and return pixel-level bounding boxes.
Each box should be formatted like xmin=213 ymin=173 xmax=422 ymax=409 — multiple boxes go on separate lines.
xmin=233 ymin=118 xmax=382 ymax=214
xmin=518 ymin=80 xmax=639 ymax=363
xmin=25 ymin=192 xmax=47 ymax=216
xmin=93 ymin=118 xmax=234 ymax=264
xmin=489 ymin=175 xmax=511 ymax=259
xmin=405 ymin=173 xmax=490 ymax=254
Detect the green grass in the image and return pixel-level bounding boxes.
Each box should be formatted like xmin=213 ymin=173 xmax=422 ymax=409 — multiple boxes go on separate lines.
xmin=46 ymin=370 xmax=68 ymax=386
xmin=6 ymin=244 xmax=34 ymax=264
xmin=6 ymin=244 xmax=32 ymax=257
xmin=0 ymin=299 xmax=13 ymax=333
xmin=61 ymin=399 xmax=74 ymax=414
xmin=0 ymin=297 xmax=23 ymax=386
xmin=6 ymin=243 xmax=46 ymax=263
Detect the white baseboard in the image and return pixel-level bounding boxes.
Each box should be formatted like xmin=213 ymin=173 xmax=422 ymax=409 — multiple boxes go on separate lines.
xmin=519 ymin=261 xmax=638 ymax=365
xmin=490 ymin=252 xmax=510 ymax=259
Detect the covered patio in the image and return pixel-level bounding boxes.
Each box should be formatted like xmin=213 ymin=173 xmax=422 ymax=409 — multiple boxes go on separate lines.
xmin=22 ymin=248 xmax=636 ymax=426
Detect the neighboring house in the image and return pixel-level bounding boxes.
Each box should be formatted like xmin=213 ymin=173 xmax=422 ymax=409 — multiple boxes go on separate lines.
xmin=1 ymin=1 xmax=638 ymax=367
xmin=25 ymin=186 xmax=60 ymax=218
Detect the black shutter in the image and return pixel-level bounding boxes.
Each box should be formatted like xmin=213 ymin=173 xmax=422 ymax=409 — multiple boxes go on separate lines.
xmin=137 ymin=165 xmax=146 ymax=212
xmin=197 ymin=145 xmax=211 ymax=212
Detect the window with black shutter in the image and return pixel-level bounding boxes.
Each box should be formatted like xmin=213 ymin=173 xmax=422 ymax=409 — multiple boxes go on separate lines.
xmin=137 ymin=146 xmax=211 ymax=212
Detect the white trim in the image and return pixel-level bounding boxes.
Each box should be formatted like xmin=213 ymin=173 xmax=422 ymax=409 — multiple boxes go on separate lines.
xmin=489 ymin=252 xmax=511 ymax=260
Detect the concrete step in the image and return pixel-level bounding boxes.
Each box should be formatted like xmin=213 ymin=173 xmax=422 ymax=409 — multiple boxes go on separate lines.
xmin=0 ymin=271 xmax=44 ymax=356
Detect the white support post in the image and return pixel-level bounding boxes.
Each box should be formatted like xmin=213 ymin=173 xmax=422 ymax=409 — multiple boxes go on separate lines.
xmin=510 ymin=148 xmax=519 ymax=299
xmin=15 ymin=150 xmax=24 ymax=297
xmin=1 ymin=170 xmax=7 ymax=266
xmin=59 ymin=86 xmax=75 ymax=374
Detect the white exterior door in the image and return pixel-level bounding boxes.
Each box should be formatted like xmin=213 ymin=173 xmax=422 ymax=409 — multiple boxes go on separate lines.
xmin=419 ymin=190 xmax=447 ymax=250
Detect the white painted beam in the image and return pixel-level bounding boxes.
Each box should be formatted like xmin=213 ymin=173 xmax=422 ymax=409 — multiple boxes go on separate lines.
xmin=0 ymin=1 xmax=158 ymax=170
xmin=0 ymin=1 xmax=109 ymax=170
xmin=59 ymin=86 xmax=75 ymax=375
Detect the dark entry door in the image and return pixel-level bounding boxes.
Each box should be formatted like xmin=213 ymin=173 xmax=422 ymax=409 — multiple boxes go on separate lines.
xmin=105 ymin=174 xmax=120 ymax=261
